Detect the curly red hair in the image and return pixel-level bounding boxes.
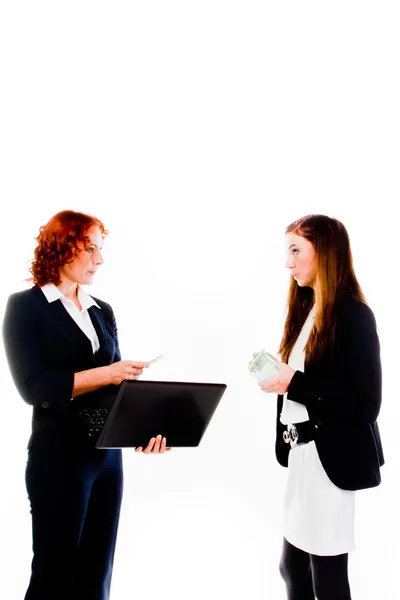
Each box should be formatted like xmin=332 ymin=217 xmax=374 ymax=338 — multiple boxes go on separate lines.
xmin=30 ymin=210 xmax=108 ymax=286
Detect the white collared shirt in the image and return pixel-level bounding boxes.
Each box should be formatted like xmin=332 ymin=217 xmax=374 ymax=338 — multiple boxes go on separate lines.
xmin=41 ymin=283 xmax=101 ymax=353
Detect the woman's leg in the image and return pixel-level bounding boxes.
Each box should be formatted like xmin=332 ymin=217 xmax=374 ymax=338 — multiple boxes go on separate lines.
xmin=310 ymin=552 xmax=351 ymax=600
xmin=279 ymin=538 xmax=315 ymax=600
xmin=24 ymin=434 xmax=96 ymax=600
xmin=72 ymin=449 xmax=123 ymax=600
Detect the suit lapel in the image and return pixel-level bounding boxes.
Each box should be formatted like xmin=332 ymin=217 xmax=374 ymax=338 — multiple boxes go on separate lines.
xmin=46 ymin=299 xmax=94 ymax=356
xmin=88 ymin=305 xmax=106 ymax=347
xmin=88 ymin=304 xmax=116 ymax=366
xmin=32 ymin=287 xmax=110 ymax=366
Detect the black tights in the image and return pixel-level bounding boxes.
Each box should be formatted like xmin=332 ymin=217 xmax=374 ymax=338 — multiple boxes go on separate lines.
xmin=279 ymin=538 xmax=351 ymax=600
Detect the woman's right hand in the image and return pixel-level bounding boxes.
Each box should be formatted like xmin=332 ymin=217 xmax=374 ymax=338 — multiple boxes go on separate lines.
xmin=106 ymin=360 xmax=149 ymax=385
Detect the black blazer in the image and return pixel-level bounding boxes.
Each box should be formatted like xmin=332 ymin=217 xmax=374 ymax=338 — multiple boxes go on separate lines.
xmin=275 ymin=297 xmax=384 ymax=491
xmin=2 ymin=286 xmax=121 ymax=447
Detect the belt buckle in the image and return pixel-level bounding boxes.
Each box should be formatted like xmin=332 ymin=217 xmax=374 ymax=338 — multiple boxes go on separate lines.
xmin=283 ymin=424 xmax=298 ymax=447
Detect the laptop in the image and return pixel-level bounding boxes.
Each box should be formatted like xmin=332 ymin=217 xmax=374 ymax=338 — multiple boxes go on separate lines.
xmin=89 ymin=380 xmax=227 ymax=448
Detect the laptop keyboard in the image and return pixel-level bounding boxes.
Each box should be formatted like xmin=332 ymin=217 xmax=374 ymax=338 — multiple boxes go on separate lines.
xmin=79 ymin=408 xmax=110 ymax=437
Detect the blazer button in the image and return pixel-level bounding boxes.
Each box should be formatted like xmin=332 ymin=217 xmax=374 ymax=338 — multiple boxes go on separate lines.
xmin=41 ymin=401 xmax=49 ymax=409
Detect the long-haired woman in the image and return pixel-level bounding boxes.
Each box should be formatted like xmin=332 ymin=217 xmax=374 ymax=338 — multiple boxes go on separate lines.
xmin=257 ymin=214 xmax=384 ymax=600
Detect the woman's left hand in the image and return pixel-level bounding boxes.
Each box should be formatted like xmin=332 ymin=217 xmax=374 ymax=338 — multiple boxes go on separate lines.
xmin=135 ymin=434 xmax=172 ymax=454
xmin=258 ymin=354 xmax=296 ymax=395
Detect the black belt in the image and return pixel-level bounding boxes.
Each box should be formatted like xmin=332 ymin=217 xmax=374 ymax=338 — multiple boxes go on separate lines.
xmin=283 ymin=420 xmax=321 ymax=447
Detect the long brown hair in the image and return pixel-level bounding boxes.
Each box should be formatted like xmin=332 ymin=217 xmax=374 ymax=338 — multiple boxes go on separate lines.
xmin=279 ymin=214 xmax=366 ymax=364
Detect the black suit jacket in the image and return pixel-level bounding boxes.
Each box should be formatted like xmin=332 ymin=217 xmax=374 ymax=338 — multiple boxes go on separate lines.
xmin=2 ymin=286 xmax=121 ymax=447
xmin=275 ymin=297 xmax=384 ymax=491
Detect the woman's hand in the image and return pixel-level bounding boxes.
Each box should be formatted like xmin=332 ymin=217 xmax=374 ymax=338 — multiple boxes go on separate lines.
xmin=135 ymin=435 xmax=172 ymax=454
xmin=107 ymin=360 xmax=149 ymax=385
xmin=258 ymin=354 xmax=296 ymax=395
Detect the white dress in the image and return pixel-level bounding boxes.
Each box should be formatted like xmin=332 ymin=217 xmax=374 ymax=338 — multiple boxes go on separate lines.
xmin=280 ymin=306 xmax=355 ymax=556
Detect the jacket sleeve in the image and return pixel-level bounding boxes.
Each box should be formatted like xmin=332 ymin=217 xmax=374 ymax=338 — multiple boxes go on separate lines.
xmin=286 ymin=301 xmax=381 ymax=424
xmin=2 ymin=293 xmax=75 ymax=413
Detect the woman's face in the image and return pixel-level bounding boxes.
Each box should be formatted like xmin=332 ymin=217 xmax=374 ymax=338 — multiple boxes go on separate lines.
xmin=59 ymin=225 xmax=104 ymax=286
xmin=285 ymin=232 xmax=317 ymax=288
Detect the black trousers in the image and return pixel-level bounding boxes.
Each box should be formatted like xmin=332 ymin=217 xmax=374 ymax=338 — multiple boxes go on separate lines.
xmin=279 ymin=538 xmax=352 ymax=600
xmin=24 ymin=431 xmax=123 ymax=600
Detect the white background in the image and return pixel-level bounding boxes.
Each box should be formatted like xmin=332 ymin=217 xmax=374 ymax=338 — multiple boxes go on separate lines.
xmin=1 ymin=2 xmax=399 ymax=598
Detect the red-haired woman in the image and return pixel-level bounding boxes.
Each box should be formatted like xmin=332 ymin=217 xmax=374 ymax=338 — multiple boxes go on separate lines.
xmin=2 ymin=210 xmax=169 ymax=600
xmin=257 ymin=215 xmax=384 ymax=599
